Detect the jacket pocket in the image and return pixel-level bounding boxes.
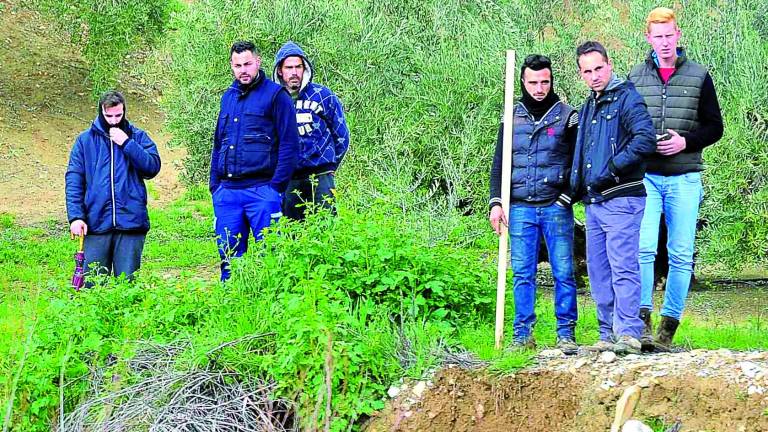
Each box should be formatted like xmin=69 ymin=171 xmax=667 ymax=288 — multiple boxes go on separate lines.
xmin=239 ymin=134 xmax=273 ymax=177
xmin=243 ymin=109 xmax=271 ymax=135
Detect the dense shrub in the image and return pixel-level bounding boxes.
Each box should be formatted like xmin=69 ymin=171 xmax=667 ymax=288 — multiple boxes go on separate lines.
xmin=23 ymin=0 xmax=177 ymax=97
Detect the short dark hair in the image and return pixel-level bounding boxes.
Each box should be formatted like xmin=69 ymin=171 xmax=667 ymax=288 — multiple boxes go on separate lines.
xmin=576 ymin=41 xmax=609 ymax=68
xmin=230 ymin=40 xmax=258 ymax=58
xmin=99 ymin=90 xmax=125 ymax=109
xmin=520 ymin=54 xmax=552 ymax=80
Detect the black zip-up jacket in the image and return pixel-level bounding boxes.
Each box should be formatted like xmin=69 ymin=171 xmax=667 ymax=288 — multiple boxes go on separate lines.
xmin=570 ymin=76 xmax=656 ymax=204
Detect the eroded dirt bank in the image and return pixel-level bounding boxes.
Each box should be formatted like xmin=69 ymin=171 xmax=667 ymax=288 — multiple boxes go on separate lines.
xmin=367 ymin=349 xmax=768 ymax=432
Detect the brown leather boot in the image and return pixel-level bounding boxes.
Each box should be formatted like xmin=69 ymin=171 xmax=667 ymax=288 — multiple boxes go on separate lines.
xmin=639 ymin=307 xmax=654 ymax=352
xmin=654 ymin=315 xmax=680 ymax=352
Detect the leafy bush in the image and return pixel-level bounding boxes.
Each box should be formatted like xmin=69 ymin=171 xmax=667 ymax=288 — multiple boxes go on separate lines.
xmin=232 ymin=204 xmax=495 ymax=321
xmin=1 ymin=203 xmax=492 ymax=430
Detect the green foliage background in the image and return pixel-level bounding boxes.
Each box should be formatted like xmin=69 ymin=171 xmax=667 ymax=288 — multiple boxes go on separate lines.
xmin=22 ymin=0 xmax=177 ymax=96
xmin=159 ymin=0 xmax=768 ymax=272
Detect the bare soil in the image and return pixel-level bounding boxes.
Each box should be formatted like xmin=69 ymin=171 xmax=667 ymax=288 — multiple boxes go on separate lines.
xmin=367 ymin=350 xmax=768 ymax=432
xmin=0 ymin=0 xmax=185 ymax=225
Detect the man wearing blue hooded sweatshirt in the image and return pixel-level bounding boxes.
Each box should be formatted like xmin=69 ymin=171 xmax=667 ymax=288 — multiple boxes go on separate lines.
xmin=273 ymin=41 xmax=350 ymax=220
xmin=210 ymin=41 xmax=299 ymax=281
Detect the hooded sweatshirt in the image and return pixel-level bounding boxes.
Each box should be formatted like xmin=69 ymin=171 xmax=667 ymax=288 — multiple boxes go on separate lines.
xmin=273 ymin=41 xmax=350 ymax=178
xmin=65 ymin=102 xmax=161 ymax=233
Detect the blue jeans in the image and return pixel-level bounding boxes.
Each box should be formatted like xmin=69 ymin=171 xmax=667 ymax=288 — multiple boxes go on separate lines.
xmin=509 ymin=203 xmax=578 ymax=341
xmin=282 ymin=172 xmax=336 ymax=220
xmin=638 ymin=172 xmax=703 ymax=320
xmin=213 ymin=184 xmax=282 ymax=281
xmin=84 ymin=231 xmax=146 ymax=282
xmin=586 ymin=197 xmax=646 ymax=340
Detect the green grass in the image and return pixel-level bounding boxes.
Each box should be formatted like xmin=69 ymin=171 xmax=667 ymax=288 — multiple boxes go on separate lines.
xmin=2 ymin=196 xmax=766 ymax=430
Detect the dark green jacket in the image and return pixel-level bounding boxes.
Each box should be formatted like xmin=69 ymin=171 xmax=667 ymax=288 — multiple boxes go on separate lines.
xmin=628 ymin=49 xmax=722 ymax=175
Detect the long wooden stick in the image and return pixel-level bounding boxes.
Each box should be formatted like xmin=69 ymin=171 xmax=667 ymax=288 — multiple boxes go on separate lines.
xmin=495 ymin=50 xmax=516 ymax=350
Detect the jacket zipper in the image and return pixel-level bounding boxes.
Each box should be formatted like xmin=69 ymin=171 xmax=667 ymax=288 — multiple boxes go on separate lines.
xmin=660 ymin=85 xmax=667 ymax=133
xmin=602 ymin=180 xmax=644 ymax=195
xmin=110 ymin=136 xmax=116 ymax=227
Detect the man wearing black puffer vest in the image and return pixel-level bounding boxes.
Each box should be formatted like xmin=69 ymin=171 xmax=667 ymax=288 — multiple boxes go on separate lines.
xmin=489 ymin=54 xmax=579 ymax=354
xmin=629 ymin=7 xmax=724 ymax=352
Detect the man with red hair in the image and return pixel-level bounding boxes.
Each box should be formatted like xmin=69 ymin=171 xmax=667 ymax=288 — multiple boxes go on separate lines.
xmin=629 ymin=7 xmax=724 ymax=351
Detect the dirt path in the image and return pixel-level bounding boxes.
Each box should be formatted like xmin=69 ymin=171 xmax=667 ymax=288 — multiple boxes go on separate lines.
xmin=0 ymin=0 xmax=185 ymax=225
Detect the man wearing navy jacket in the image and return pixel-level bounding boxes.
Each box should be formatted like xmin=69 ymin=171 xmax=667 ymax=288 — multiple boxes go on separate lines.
xmin=210 ymin=41 xmax=299 ymax=281
xmin=65 ymin=90 xmax=161 ymax=281
xmin=572 ymin=41 xmax=657 ymax=355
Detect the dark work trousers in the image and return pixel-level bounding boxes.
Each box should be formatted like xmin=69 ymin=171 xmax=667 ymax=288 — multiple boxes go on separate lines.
xmin=282 ymin=172 xmax=337 ymax=221
xmin=83 ymin=231 xmax=146 ymax=282
xmin=585 ymin=196 xmax=646 ymax=341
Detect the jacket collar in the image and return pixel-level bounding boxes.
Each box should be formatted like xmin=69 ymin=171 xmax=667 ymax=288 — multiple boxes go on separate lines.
xmin=646 ymin=47 xmax=688 ymax=69
xmin=229 ymin=69 xmax=266 ymax=96
xmin=590 ymin=74 xmax=625 ymax=102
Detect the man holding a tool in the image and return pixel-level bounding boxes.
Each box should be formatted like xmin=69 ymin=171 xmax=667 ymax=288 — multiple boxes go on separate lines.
xmin=65 ymin=90 xmax=161 ymax=282
xmin=489 ymin=54 xmax=579 ymax=353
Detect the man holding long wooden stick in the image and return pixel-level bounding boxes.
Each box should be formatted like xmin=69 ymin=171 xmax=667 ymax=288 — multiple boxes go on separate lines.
xmin=490 ymin=54 xmax=580 ymax=353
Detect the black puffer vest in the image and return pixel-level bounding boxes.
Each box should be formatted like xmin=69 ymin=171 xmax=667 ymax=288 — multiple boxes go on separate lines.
xmin=511 ymin=101 xmax=574 ymax=203
xmin=628 ymin=50 xmax=708 ymax=175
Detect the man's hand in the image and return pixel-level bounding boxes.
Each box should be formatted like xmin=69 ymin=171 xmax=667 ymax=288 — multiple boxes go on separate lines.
xmin=656 ymin=129 xmax=686 ymax=156
xmin=489 ymin=205 xmax=508 ymax=236
xmin=70 ymin=219 xmax=88 ymax=236
xmin=109 ymin=128 xmax=129 ymax=146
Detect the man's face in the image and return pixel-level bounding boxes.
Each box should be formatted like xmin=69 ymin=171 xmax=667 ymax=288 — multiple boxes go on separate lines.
xmin=522 ymin=68 xmax=552 ymax=102
xmin=102 ymin=104 xmax=124 ymax=126
xmin=230 ymin=50 xmax=261 ymax=85
xmin=646 ymin=21 xmax=681 ymax=63
xmin=279 ymin=56 xmax=305 ymax=93
xmin=578 ymin=51 xmax=613 ymax=93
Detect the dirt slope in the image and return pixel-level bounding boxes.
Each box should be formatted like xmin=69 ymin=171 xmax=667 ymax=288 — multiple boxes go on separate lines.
xmin=0 ymin=0 xmax=184 ymax=225
xmin=368 ymin=350 xmax=768 ymax=432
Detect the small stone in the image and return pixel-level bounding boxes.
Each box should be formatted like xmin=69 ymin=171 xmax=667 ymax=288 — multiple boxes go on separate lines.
xmin=652 ymin=370 xmax=668 ymax=378
xmin=412 ymin=381 xmax=427 ymax=398
xmin=403 ymin=411 xmax=413 ymax=418
xmin=573 ymin=358 xmax=589 ymax=369
xmin=738 ymin=362 xmax=761 ymax=379
xmin=475 ymin=403 xmax=485 ymax=419
xmin=600 ymin=379 xmax=616 ymax=390
xmin=748 ymin=385 xmax=764 ymax=395
xmin=387 ymin=386 xmax=401 ymax=398
xmin=540 ymin=349 xmax=565 ymax=358
xmin=428 ymin=411 xmax=438 ymax=419
xmin=599 ymin=351 xmax=617 ymax=364
xmin=625 ymin=354 xmax=641 ymax=360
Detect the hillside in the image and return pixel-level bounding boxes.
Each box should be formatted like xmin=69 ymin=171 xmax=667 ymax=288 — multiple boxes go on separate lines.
xmin=0 ymin=0 xmax=184 ymax=224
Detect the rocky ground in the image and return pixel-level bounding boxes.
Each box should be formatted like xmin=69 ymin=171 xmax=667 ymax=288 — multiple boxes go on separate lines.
xmin=366 ymin=349 xmax=768 ymax=432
